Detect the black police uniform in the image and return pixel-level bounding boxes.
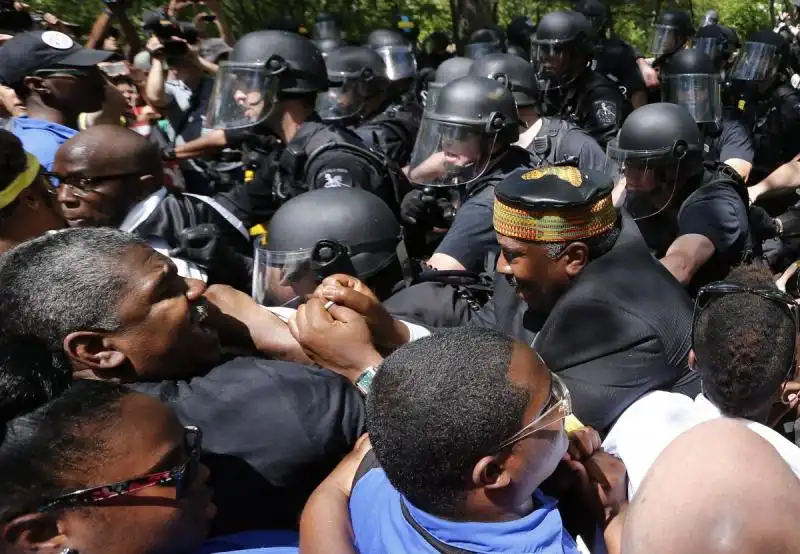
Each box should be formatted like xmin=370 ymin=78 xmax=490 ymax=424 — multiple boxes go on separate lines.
xmin=591 ymin=36 xmax=647 ymax=101
xmin=356 ymin=102 xmax=420 ymax=166
xmin=745 ymin=83 xmax=800 ymax=184
xmin=217 ymin=115 xmax=404 ymax=229
xmin=701 ymin=114 xmax=755 ymax=167
xmin=521 ymin=116 xmax=607 ymax=172
xmin=433 ymin=146 xmax=537 ymax=272
xmin=542 ymin=68 xmax=631 ymax=149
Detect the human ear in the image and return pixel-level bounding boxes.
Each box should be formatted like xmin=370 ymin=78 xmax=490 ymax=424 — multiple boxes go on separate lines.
xmin=562 ymin=242 xmax=589 ymax=278
xmin=4 ymin=512 xmax=67 ymax=552
xmin=64 ymin=331 xmax=127 ymax=372
xmin=472 ymin=455 xmax=512 ymax=491
xmin=22 ymin=76 xmax=49 ymax=97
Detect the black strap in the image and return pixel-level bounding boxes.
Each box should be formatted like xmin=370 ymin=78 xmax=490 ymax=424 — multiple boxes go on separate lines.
xmin=400 ymin=499 xmax=478 ymax=554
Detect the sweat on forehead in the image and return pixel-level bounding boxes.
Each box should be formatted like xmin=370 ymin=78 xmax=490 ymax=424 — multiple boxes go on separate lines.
xmin=57 ymin=125 xmax=162 ymax=174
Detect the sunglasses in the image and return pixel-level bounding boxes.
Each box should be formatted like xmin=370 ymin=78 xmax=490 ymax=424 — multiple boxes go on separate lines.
xmin=41 ymin=170 xmax=143 ymax=198
xmin=7 ymin=426 xmax=202 ymax=522
xmin=493 ymin=370 xmax=572 ymax=452
xmin=693 ymin=282 xmax=799 ymax=381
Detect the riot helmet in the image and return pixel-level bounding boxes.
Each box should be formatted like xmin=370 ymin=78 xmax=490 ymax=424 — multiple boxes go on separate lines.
xmin=315 ymin=37 xmax=347 ymax=59
xmin=468 ymin=53 xmax=540 ymax=109
xmin=506 ymin=15 xmax=536 ymax=51
xmin=423 ymin=56 xmax=473 ymax=110
xmin=205 ymin=31 xmax=328 ymax=131
xmin=649 ymin=9 xmax=694 ymax=57
xmin=700 ymin=9 xmax=719 ymax=28
xmin=575 ymin=0 xmax=610 ymax=36
xmin=367 ymin=29 xmax=418 ymax=81
xmin=506 ymin=44 xmax=529 ymax=59
xmin=464 ymin=27 xmax=507 ymax=59
xmin=729 ymin=31 xmax=789 ymax=83
xmin=692 ymin=24 xmax=740 ymax=71
xmin=531 ymin=10 xmax=595 ymax=92
xmin=408 ymin=76 xmax=519 ymax=188
xmin=254 ymin=188 xmax=402 ymax=307
xmin=662 ymin=48 xmax=722 ymax=124
xmin=606 ymin=103 xmax=703 ymax=220
xmin=314 ymin=12 xmax=341 ymax=41
xmin=317 ymin=46 xmax=388 ymax=124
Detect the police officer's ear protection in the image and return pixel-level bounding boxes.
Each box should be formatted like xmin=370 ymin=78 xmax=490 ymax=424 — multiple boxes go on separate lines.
xmin=265 ymin=55 xmax=289 ymax=76
xmin=489 ymin=72 xmax=513 ymax=91
xmin=672 ymin=140 xmax=688 ymax=159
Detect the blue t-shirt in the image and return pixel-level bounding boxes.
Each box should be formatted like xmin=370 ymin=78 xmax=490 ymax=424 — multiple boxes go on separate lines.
xmin=192 ymin=531 xmax=298 ymax=554
xmin=350 ymin=468 xmax=581 ymax=554
xmin=11 ymin=116 xmax=77 ymax=171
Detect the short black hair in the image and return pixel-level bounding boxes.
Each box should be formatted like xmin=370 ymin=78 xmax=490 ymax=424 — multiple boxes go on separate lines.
xmin=543 ymin=215 xmax=622 ymax=261
xmin=0 ymin=380 xmax=129 ymax=522
xmin=694 ymin=263 xmax=796 ymax=418
xmin=0 ymin=228 xmax=147 ymax=350
xmin=0 ymin=129 xmax=28 ymax=220
xmin=367 ymin=327 xmax=530 ymax=519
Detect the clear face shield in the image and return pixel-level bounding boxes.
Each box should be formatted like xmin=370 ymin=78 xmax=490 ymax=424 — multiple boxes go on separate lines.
xmin=531 ymin=41 xmax=572 ymax=90
xmin=422 ymin=82 xmax=443 ymax=110
xmin=692 ymin=37 xmax=722 ymax=60
xmin=729 ymin=42 xmax=779 ymax=81
xmin=314 ymin=20 xmax=340 ymax=41
xmin=650 ymin=24 xmax=683 ymax=56
xmin=606 ymin=139 xmax=683 ymax=221
xmin=661 ymin=73 xmax=722 ymax=124
xmin=205 ymin=62 xmax=279 ymax=131
xmin=374 ymin=45 xmax=417 ymax=81
xmin=316 ymin=77 xmax=366 ymax=123
xmin=252 ymin=240 xmax=357 ymax=308
xmin=408 ymin=119 xmax=497 ymax=187
xmin=464 ymin=41 xmax=502 ymax=60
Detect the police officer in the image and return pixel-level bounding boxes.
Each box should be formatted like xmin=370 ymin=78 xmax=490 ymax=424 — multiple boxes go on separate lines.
xmin=208 ymin=31 xmax=404 ymax=229
xmin=255 ymin=187 xmax=406 ymax=304
xmin=506 ymin=15 xmax=536 ymax=58
xmin=422 ymin=56 xmax=473 ymax=110
xmin=575 ymin=0 xmax=648 ymax=108
xmin=532 ymin=9 xmax=630 ymax=148
xmin=403 ymin=75 xmax=538 ymax=272
xmin=468 ymin=52 xmax=606 ymax=172
xmin=662 ymin=48 xmax=754 ymax=181
xmin=366 ymin=29 xmax=418 ymax=99
xmin=643 ymin=9 xmax=695 ymax=103
xmin=610 ymin=103 xmax=752 ymax=291
xmin=313 ymin=12 xmax=341 ymax=41
xmin=463 ymin=27 xmax=506 ymax=60
xmin=419 ymin=31 xmax=452 ymax=70
xmin=692 ymin=23 xmax=741 ymax=84
xmin=315 ymin=37 xmax=347 ymax=59
xmin=318 ymin=46 xmax=419 ymax=165
xmin=732 ymin=31 xmax=800 ymax=186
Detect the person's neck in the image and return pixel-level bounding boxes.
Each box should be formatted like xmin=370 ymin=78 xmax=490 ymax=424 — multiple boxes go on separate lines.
xmin=276 ymin=107 xmax=313 ymax=143
xmin=24 ymin=96 xmax=76 ymax=129
xmin=516 ymin=116 xmax=543 ymax=148
xmin=458 ymin=495 xmax=536 ymax=523
xmin=363 ymin=95 xmax=385 ymax=120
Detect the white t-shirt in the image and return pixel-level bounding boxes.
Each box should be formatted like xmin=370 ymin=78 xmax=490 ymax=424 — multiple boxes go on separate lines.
xmin=602 ymin=391 xmax=800 ymax=499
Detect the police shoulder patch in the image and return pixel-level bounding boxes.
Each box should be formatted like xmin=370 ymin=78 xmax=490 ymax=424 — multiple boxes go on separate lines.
xmin=316 ymin=168 xmax=354 ymax=189
xmin=593 ymin=100 xmax=618 ymax=127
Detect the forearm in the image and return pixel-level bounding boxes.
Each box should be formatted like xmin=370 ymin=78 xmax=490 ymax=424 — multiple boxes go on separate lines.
xmin=299 ymin=482 xmax=358 ymax=554
xmin=214 ymin=13 xmax=235 ymax=46
xmin=660 ymin=234 xmax=715 ymax=286
xmin=174 ymin=129 xmax=229 ymax=159
xmin=116 ymin=12 xmax=142 ymax=63
xmin=144 ymin=59 xmax=169 ymax=107
xmin=85 ymin=12 xmax=111 ymax=49
xmin=750 ymin=161 xmax=800 ymax=201
xmin=194 ymin=55 xmax=219 ymax=75
xmin=604 ymin=504 xmax=627 ymax=554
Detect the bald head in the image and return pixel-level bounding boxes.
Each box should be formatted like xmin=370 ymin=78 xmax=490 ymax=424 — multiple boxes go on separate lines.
xmin=623 ymin=419 xmax=800 ymax=554
xmin=55 ymin=125 xmax=163 ymax=185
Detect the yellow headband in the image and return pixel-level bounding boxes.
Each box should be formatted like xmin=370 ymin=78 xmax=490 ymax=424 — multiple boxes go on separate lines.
xmin=493 ymin=194 xmax=617 ymax=243
xmin=0 ymin=153 xmax=40 ymax=211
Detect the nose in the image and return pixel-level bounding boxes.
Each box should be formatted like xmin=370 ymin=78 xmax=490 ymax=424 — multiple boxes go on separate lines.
xmin=184 ymin=277 xmax=207 ymax=302
xmin=56 ymin=184 xmax=80 ymax=208
xmin=233 ymin=90 xmax=247 ymax=104
xmin=496 ymin=251 xmax=513 ymax=275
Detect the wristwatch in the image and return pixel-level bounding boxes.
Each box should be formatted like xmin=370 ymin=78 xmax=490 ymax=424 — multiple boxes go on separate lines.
xmin=355 ymin=366 xmax=377 ymax=396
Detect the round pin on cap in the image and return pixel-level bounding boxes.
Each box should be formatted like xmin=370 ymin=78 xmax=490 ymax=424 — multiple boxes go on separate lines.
xmin=41 ymin=31 xmax=74 ymax=50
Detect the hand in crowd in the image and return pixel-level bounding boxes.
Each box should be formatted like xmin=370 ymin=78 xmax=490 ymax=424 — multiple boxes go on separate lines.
xmin=314 ymin=274 xmax=410 ymax=350
xmin=146 ymin=35 xmax=165 ymax=58
xmin=289 ymin=297 xmax=384 ymax=383
xmin=638 ymin=59 xmax=659 ymax=88
xmin=204 ymin=283 xmax=313 ymax=365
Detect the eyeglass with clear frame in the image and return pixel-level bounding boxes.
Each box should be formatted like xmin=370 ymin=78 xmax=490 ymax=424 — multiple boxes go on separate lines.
xmin=692 ymin=282 xmax=800 ymax=382
xmin=40 ymin=170 xmax=143 ymax=198
xmin=4 ymin=426 xmax=202 ymax=522
xmin=493 ymin=371 xmax=572 ymax=452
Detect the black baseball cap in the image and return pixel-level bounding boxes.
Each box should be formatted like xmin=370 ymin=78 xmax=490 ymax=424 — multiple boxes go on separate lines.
xmin=0 ymin=30 xmax=113 ymax=87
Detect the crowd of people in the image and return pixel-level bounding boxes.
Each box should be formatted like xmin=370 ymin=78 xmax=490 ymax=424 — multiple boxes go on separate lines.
xmin=3 ymin=0 xmax=800 ymax=552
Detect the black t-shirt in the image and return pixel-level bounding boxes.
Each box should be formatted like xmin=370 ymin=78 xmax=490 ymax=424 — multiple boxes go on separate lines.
xmin=704 ymin=117 xmax=754 ymax=166
xmin=593 ymin=36 xmax=646 ymax=97
xmin=521 ymin=117 xmax=606 ymax=173
xmin=434 ymin=147 xmax=536 ymax=271
xmin=749 ymin=86 xmax=800 ymax=181
xmin=129 ymin=357 xmax=365 ymax=533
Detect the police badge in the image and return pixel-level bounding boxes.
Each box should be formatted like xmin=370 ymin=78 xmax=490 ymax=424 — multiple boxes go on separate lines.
xmin=593 ymin=100 xmax=618 ymax=127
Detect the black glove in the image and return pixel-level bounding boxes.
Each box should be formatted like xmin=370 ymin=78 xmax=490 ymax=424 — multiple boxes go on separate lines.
xmin=169 ymin=224 xmax=253 ymax=291
xmin=777 ymin=206 xmax=800 ymax=238
xmin=400 ymin=189 xmax=437 ymax=227
xmin=750 ymin=205 xmax=781 ymax=241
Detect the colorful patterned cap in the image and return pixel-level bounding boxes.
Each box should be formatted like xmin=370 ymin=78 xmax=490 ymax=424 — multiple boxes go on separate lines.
xmin=493 ymin=166 xmax=617 ymax=242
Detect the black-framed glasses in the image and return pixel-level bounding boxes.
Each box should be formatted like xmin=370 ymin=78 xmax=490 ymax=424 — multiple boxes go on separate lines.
xmin=693 ymin=282 xmax=799 ymax=381
xmin=41 ymin=170 xmax=143 ymax=198
xmin=493 ymin=368 xmax=572 ymax=452
xmin=6 ymin=426 xmax=202 ymax=522
xmin=33 ymin=68 xmax=93 ymax=79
